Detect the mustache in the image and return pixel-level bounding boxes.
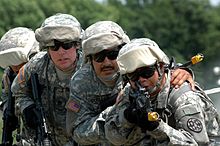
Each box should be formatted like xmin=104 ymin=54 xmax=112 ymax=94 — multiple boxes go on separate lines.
xmin=100 ymin=65 xmax=114 ymax=71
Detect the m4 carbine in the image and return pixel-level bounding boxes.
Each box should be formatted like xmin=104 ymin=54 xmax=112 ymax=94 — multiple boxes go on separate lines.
xmin=30 ymin=73 xmax=52 ymax=146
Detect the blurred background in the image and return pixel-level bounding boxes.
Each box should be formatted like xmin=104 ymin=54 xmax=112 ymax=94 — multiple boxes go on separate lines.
xmin=0 ymin=0 xmax=220 ymax=137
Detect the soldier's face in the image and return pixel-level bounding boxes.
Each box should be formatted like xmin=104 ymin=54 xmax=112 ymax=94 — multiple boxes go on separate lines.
xmin=91 ymin=48 xmax=119 ymax=80
xmin=48 ymin=46 xmax=77 ymax=72
xmin=10 ymin=62 xmax=26 ymax=73
xmin=129 ymin=66 xmax=165 ymax=96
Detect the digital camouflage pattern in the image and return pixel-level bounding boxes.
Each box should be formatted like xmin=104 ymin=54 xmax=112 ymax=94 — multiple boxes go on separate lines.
xmin=0 ymin=27 xmax=39 ymax=69
xmin=0 ymin=68 xmax=17 ymax=111
xmin=104 ymin=38 xmax=220 ymax=146
xmin=66 ymin=20 xmax=129 ymax=145
xmin=105 ymin=76 xmax=220 ymax=145
xmin=66 ymin=63 xmax=122 ymax=146
xmin=0 ymin=27 xmax=39 ymax=109
xmin=82 ymin=20 xmax=130 ymax=62
xmin=12 ymin=51 xmax=83 ymax=146
xmin=35 ymin=13 xmax=82 ymax=49
xmin=11 ymin=13 xmax=83 ymax=146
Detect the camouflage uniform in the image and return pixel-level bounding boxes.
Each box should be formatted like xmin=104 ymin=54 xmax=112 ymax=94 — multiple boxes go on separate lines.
xmin=11 ymin=13 xmax=83 ymax=146
xmin=0 ymin=27 xmax=39 ymax=111
xmin=0 ymin=27 xmax=39 ymax=145
xmin=66 ymin=21 xmax=196 ymax=146
xmin=66 ymin=63 xmax=122 ymax=146
xmin=1 ymin=68 xmax=17 ymax=111
xmin=66 ymin=21 xmax=130 ymax=145
xmin=104 ymin=38 xmax=220 ymax=146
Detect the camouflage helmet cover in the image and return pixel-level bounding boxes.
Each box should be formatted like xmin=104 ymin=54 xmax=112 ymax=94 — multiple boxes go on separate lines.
xmin=117 ymin=38 xmax=170 ymax=75
xmin=0 ymin=27 xmax=39 ymax=68
xmin=82 ymin=21 xmax=130 ymax=57
xmin=35 ymin=13 xmax=82 ymax=48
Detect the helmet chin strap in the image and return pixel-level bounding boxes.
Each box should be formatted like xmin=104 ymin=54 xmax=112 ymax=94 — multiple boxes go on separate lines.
xmin=140 ymin=63 xmax=164 ymax=95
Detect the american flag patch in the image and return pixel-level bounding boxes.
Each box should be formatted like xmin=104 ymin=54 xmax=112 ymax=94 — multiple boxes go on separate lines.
xmin=66 ymin=99 xmax=80 ymax=112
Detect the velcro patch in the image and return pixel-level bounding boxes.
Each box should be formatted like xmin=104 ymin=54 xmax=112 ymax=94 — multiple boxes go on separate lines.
xmin=66 ymin=99 xmax=80 ymax=113
xmin=187 ymin=118 xmax=203 ymax=133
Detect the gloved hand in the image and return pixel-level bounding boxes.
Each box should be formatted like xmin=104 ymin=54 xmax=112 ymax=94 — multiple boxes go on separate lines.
xmin=124 ymin=104 xmax=159 ymax=131
xmin=3 ymin=108 xmax=19 ymax=131
xmin=23 ymin=104 xmax=38 ymax=129
xmin=124 ymin=103 xmax=138 ymax=124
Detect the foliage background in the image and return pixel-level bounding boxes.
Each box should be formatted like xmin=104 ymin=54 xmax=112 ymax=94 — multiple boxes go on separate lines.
xmin=1 ymin=0 xmax=220 ymax=141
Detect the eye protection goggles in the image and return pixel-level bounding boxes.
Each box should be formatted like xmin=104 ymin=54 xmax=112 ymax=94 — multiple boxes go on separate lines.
xmin=47 ymin=40 xmax=80 ymax=51
xmin=126 ymin=66 xmax=156 ymax=81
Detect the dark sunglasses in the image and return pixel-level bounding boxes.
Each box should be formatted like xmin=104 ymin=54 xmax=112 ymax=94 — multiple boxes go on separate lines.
xmin=48 ymin=40 xmax=79 ymax=51
xmin=126 ymin=66 xmax=156 ymax=81
xmin=91 ymin=44 xmax=125 ymax=63
xmin=92 ymin=50 xmax=119 ymax=63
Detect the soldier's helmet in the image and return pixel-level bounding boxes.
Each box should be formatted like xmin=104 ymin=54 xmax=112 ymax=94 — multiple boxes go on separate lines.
xmin=82 ymin=21 xmax=130 ymax=62
xmin=117 ymin=38 xmax=170 ymax=75
xmin=35 ymin=13 xmax=82 ymax=50
xmin=0 ymin=27 xmax=39 ymax=69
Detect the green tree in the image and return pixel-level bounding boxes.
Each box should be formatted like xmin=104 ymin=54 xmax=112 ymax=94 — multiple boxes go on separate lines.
xmin=0 ymin=0 xmax=45 ymax=37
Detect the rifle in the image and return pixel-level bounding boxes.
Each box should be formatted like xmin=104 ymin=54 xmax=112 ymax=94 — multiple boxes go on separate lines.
xmin=131 ymin=81 xmax=159 ymax=122
xmin=30 ymin=73 xmax=52 ymax=146
xmin=168 ymin=53 xmax=204 ymax=69
xmin=1 ymin=69 xmax=18 ymax=146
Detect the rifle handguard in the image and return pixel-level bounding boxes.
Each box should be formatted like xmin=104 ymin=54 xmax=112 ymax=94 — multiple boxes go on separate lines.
xmin=148 ymin=112 xmax=159 ymax=121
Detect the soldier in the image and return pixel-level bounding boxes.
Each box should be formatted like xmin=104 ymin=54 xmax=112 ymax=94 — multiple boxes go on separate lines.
xmin=11 ymin=13 xmax=83 ymax=146
xmin=66 ymin=21 xmax=195 ymax=145
xmin=0 ymin=27 xmax=39 ymax=146
xmin=104 ymin=38 xmax=220 ymax=145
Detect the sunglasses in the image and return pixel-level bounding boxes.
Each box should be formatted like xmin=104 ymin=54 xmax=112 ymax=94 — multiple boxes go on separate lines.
xmin=91 ymin=44 xmax=125 ymax=63
xmin=126 ymin=66 xmax=156 ymax=81
xmin=92 ymin=50 xmax=119 ymax=63
xmin=47 ymin=40 xmax=80 ymax=51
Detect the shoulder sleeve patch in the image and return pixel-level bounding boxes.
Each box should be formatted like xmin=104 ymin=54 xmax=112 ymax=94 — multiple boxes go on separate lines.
xmin=66 ymin=99 xmax=80 ymax=113
xmin=187 ymin=118 xmax=203 ymax=133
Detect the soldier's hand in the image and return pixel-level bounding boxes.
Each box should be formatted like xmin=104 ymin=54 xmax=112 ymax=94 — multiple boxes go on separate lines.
xmin=3 ymin=109 xmax=19 ymax=131
xmin=135 ymin=112 xmax=159 ymax=131
xmin=23 ymin=104 xmax=38 ymax=129
xmin=171 ymin=68 xmax=195 ymax=90
xmin=124 ymin=104 xmax=138 ymax=124
xmin=124 ymin=105 xmax=159 ymax=131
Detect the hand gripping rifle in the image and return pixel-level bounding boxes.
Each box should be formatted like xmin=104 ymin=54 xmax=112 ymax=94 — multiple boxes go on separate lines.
xmin=132 ymin=81 xmax=159 ymax=122
xmin=30 ymin=73 xmax=52 ymax=146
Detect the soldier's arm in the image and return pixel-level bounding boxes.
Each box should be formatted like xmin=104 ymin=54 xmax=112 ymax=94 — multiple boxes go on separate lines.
xmin=66 ymin=79 xmax=109 ymax=145
xmin=11 ymin=64 xmax=35 ymax=114
xmin=148 ymin=83 xmax=210 ymax=145
xmin=105 ymin=88 xmax=200 ymax=146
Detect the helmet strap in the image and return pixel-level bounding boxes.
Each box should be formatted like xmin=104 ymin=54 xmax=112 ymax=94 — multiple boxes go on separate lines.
xmin=147 ymin=63 xmax=164 ymax=95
